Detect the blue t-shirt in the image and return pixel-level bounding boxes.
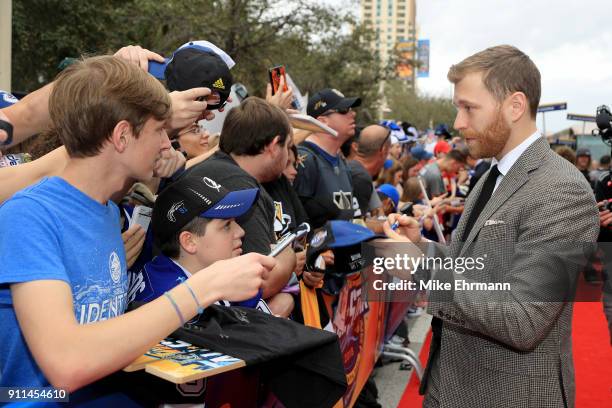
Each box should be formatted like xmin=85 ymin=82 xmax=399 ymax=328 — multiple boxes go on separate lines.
xmin=0 ymin=177 xmax=128 ymax=389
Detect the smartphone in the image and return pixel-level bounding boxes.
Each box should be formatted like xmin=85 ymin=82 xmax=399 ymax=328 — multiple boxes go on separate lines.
xmin=269 ymin=232 xmax=297 ymax=257
xmin=129 ymin=205 xmax=153 ymax=232
xmin=233 ymin=83 xmax=249 ymax=101
xmin=268 ymin=65 xmax=288 ymax=95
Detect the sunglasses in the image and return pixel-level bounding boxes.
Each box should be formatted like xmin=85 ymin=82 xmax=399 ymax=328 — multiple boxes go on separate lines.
xmin=378 ymin=130 xmax=392 ymax=151
xmin=320 ymin=107 xmax=353 ymax=116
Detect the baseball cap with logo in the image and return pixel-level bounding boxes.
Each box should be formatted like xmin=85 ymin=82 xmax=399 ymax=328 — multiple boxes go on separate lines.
xmin=306 ymin=220 xmax=381 ymax=274
xmin=152 ymin=175 xmax=258 ymax=246
xmin=148 ymin=41 xmax=234 ymax=110
xmin=307 ymin=88 xmax=361 ymax=118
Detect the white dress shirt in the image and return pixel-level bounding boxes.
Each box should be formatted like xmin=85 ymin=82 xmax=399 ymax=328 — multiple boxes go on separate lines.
xmin=491 ymin=130 xmax=542 ymax=193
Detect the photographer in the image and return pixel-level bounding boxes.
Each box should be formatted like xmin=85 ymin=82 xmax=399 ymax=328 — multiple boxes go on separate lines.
xmin=593 ymin=161 xmax=612 ymax=343
xmin=593 ymin=105 xmax=612 ymax=343
xmin=594 ymin=174 xmax=612 ymax=240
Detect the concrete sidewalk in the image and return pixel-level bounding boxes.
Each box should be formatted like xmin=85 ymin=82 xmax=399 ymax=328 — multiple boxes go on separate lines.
xmin=373 ymin=312 xmax=432 ymax=407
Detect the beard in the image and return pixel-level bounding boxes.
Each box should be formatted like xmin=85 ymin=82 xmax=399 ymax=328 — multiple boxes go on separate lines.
xmin=461 ymin=108 xmax=510 ymax=159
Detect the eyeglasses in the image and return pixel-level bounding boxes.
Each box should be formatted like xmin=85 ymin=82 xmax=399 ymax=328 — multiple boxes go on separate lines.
xmin=177 ymin=123 xmax=205 ymax=138
xmin=320 ymin=107 xmax=353 ymax=116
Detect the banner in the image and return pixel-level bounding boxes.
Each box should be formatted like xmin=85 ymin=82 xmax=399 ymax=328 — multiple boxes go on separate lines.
xmin=332 ymin=272 xmax=386 ymax=407
xmin=396 ymin=41 xmax=415 ymax=80
xmin=331 ymin=268 xmax=412 ymax=407
xmin=416 ymin=39 xmax=430 ymax=78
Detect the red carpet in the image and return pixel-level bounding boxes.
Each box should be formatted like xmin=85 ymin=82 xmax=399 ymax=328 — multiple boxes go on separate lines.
xmin=397 ymin=302 xmax=611 ymax=408
xmin=397 ymin=330 xmax=430 ymax=408
xmin=573 ymin=301 xmax=612 ymax=407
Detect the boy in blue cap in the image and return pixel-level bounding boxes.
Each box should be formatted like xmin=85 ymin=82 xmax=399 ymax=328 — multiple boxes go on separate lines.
xmin=130 ymin=175 xmax=269 ymax=310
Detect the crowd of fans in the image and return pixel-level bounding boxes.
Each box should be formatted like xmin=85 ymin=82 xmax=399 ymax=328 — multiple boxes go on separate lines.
xmin=0 ymin=39 xmax=610 ymax=407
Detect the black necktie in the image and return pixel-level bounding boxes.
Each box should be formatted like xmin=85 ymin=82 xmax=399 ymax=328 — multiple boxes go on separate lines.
xmin=462 ymin=165 xmax=500 ymax=241
xmin=430 ymin=166 xmax=500 ymax=355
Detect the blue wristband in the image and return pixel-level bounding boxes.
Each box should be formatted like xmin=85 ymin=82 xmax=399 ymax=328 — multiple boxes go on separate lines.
xmin=164 ymin=291 xmax=185 ymax=325
xmin=182 ymin=281 xmax=205 ymax=315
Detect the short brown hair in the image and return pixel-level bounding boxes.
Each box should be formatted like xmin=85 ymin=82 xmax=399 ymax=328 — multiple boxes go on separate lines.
xmin=220 ymin=97 xmax=291 ymax=156
xmin=160 ymin=217 xmax=209 ymax=259
xmin=380 ymin=160 xmax=402 ymax=185
xmin=445 ymin=149 xmax=468 ymax=164
xmin=447 ymin=45 xmax=541 ymax=118
xmin=401 ymin=157 xmax=419 ymax=180
xmin=401 ymin=177 xmax=422 ymax=202
xmin=49 ymin=55 xmax=171 ymax=158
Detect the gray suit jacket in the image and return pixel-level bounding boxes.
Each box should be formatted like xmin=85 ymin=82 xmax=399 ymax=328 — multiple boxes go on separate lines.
xmin=420 ymin=138 xmax=599 ymax=407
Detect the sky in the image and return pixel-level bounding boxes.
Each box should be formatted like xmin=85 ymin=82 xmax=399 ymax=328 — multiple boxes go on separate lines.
xmin=323 ymin=0 xmax=612 ymax=134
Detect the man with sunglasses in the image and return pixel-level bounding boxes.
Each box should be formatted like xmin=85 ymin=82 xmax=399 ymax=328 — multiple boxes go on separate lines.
xmin=294 ymin=88 xmax=362 ymax=229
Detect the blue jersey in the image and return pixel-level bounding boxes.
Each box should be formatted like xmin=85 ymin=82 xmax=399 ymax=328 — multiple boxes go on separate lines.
xmin=129 ymin=254 xmax=264 ymax=310
xmin=0 ymin=177 xmax=128 ymax=389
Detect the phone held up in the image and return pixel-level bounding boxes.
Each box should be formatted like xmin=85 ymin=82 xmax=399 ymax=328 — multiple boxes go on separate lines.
xmin=268 ymin=65 xmax=288 ymax=95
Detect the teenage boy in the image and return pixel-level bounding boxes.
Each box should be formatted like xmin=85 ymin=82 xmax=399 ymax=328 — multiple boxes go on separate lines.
xmin=0 ymin=55 xmax=274 ymax=395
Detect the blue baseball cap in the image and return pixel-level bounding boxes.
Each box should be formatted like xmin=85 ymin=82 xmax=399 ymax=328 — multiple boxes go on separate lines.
xmin=377 ymin=184 xmax=399 ymax=210
xmin=152 ymin=175 xmax=258 ymax=245
xmin=410 ymin=145 xmax=433 ymax=161
xmin=0 ymin=91 xmax=18 ymax=109
xmin=435 ymin=124 xmax=451 ymax=138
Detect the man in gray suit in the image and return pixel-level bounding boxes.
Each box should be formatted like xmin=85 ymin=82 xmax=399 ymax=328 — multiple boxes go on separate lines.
xmin=384 ymin=45 xmax=599 ymax=407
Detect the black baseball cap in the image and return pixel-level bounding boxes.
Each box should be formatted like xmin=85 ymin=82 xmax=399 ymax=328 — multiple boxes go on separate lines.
xmin=148 ymin=41 xmax=234 ymax=110
xmin=152 ymin=175 xmax=259 ymax=246
xmin=307 ymin=88 xmax=361 ymax=118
